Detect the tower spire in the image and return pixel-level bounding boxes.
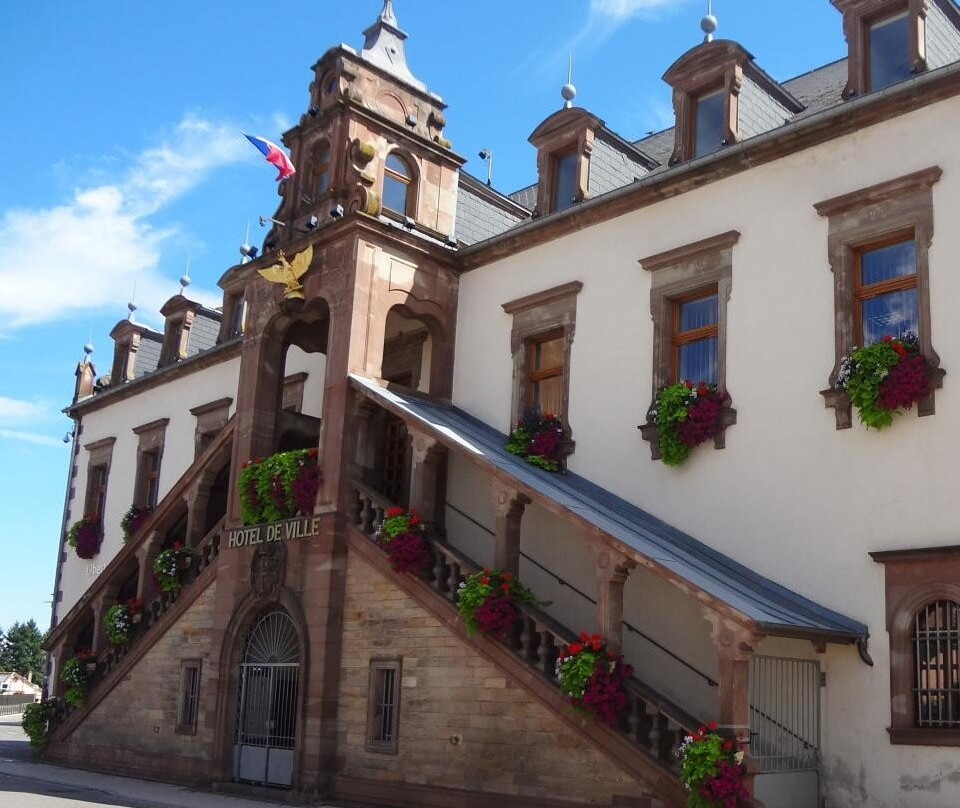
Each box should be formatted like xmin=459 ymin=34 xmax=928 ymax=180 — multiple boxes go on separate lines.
xmin=360 ymin=0 xmax=426 ymax=92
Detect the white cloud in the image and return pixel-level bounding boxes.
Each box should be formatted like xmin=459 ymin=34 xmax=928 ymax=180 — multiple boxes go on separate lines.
xmin=0 ymin=429 xmax=64 ymax=448
xmin=590 ymin=0 xmax=688 ymax=20
xmin=0 ymin=395 xmax=47 ymax=424
xmin=0 ymin=114 xmax=254 ymax=328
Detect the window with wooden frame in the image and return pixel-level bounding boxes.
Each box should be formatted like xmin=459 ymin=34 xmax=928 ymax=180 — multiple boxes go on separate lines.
xmin=82 ymin=437 xmax=115 ymax=520
xmin=672 ymin=287 xmax=720 ymax=384
xmin=132 ymin=418 xmax=168 ymax=509
xmin=502 ymin=282 xmax=582 ymax=444
xmin=176 ymin=659 xmax=202 ymax=735
xmin=524 ymin=329 xmax=566 ymax=417
xmin=692 ymin=87 xmax=726 ymax=159
xmin=871 ymin=546 xmax=960 ymax=746
xmin=815 ymin=167 xmax=943 ymax=429
xmin=551 ymin=150 xmax=579 ymax=213
xmin=867 ymin=9 xmax=913 ymax=91
xmin=366 ymin=657 xmax=401 ymax=753
xmin=834 ymin=0 xmax=931 ymax=99
xmin=382 ymin=152 xmax=415 ymax=218
xmin=639 ymin=232 xmax=738 ymax=460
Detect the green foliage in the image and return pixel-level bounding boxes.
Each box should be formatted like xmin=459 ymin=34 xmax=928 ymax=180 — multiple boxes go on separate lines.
xmin=152 ymin=545 xmax=194 ymax=593
xmin=380 ymin=508 xmax=421 ymax=541
xmin=103 ymin=604 xmax=132 ymax=646
xmin=456 ymin=568 xmax=543 ymax=635
xmin=59 ymin=656 xmax=91 ymax=708
xmin=239 ymin=449 xmax=317 ymax=525
xmin=0 ymin=620 xmax=46 ymax=685
xmin=557 ymin=649 xmax=599 ymax=699
xmin=842 ymin=341 xmax=901 ymax=429
xmin=679 ymin=732 xmax=724 ymax=794
xmin=652 ymin=383 xmax=694 ymax=467
xmin=504 ymin=426 xmax=531 ymax=457
xmin=22 ymin=700 xmax=57 ymax=751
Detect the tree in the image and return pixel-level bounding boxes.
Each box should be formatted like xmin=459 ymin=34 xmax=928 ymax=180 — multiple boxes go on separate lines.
xmin=1 ymin=621 xmax=46 ymax=686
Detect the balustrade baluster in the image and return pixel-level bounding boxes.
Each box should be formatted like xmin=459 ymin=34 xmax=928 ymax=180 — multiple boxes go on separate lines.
xmin=361 ymin=497 xmax=374 ymax=534
xmin=645 ymin=702 xmax=662 ymax=760
xmin=536 ymin=625 xmax=555 ymax=677
xmin=663 ymin=718 xmax=682 ymax=765
xmin=373 ymin=505 xmax=385 ymax=534
xmin=627 ymin=696 xmax=642 ymax=744
xmin=447 ymin=562 xmax=461 ymax=602
xmin=521 ymin=617 xmax=540 ymax=663
xmin=433 ymin=552 xmax=449 ymax=594
xmin=350 ymin=489 xmax=363 ymax=525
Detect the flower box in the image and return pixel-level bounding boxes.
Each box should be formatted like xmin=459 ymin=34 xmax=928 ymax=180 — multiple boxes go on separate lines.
xmin=641 ymin=382 xmax=735 ymax=467
xmin=239 ymin=448 xmax=321 ymax=526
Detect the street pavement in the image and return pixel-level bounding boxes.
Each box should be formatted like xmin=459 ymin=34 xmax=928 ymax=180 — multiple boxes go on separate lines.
xmin=0 ymin=716 xmax=351 ymax=808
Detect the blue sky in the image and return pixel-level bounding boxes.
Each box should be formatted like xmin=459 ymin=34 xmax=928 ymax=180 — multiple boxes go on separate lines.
xmin=0 ymin=0 xmax=845 ymax=631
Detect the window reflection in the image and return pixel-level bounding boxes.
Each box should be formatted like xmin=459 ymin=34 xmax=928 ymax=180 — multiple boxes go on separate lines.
xmin=869 ymin=12 xmax=912 ymax=91
xmin=553 ymin=152 xmax=579 ymax=212
xmin=857 ymin=239 xmax=919 ymax=342
xmin=694 ymin=89 xmax=725 ymax=158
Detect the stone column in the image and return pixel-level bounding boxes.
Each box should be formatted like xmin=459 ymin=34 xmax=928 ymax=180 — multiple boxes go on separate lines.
xmin=135 ymin=532 xmax=162 ymax=601
xmin=185 ymin=482 xmax=211 ymax=547
xmin=91 ymin=591 xmax=114 ymax=655
xmin=489 ymin=478 xmax=530 ymax=575
xmin=705 ymin=610 xmax=762 ymax=795
xmin=590 ymin=546 xmax=636 ymax=652
xmin=407 ymin=429 xmax=444 ymax=529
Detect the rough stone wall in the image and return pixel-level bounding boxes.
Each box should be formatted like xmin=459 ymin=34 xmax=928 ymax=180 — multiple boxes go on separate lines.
xmin=61 ymin=579 xmax=218 ymax=780
xmin=337 ymin=550 xmax=641 ymax=804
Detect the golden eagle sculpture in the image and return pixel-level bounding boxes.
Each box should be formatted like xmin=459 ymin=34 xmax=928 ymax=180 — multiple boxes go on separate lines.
xmin=258 ymin=245 xmax=313 ymax=301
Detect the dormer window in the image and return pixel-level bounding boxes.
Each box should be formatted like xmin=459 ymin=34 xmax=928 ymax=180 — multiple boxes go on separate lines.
xmin=694 ymin=88 xmax=725 ymax=158
xmin=868 ymin=11 xmax=912 ymax=91
xmin=383 ymin=152 xmax=414 ymax=217
xmin=552 ymin=151 xmax=579 ymax=213
xmin=830 ymin=0 xmax=955 ymax=99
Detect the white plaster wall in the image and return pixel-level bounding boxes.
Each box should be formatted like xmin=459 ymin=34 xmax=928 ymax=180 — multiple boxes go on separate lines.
xmin=285 ymin=345 xmax=326 ymax=419
xmin=58 ymin=356 xmax=242 ymax=621
xmin=452 ymin=98 xmax=960 ymax=807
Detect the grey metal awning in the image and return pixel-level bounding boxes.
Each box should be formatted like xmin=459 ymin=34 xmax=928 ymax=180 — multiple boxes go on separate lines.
xmin=350 ymin=374 xmax=868 ymax=645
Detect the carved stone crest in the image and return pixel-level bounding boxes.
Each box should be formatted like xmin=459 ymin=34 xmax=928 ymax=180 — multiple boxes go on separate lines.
xmin=250 ymin=541 xmax=286 ymax=600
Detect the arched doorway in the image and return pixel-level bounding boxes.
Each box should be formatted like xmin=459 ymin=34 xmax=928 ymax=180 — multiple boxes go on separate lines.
xmin=232 ymin=609 xmax=301 ymax=788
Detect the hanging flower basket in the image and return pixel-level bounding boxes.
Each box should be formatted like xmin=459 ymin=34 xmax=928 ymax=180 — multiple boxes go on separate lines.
xmin=238 ymin=448 xmax=321 ymax=525
xmin=835 ymin=334 xmax=933 ymax=429
xmin=103 ymin=599 xmax=143 ymax=646
xmin=556 ymin=632 xmax=634 ymax=725
xmin=378 ymin=507 xmax=432 ymax=575
xmin=121 ymin=505 xmax=152 ymax=543
xmin=152 ymin=542 xmax=195 ymax=593
xmin=677 ymin=724 xmax=749 ymax=808
xmin=67 ymin=514 xmax=102 ymax=559
xmin=456 ymin=568 xmax=545 ymax=637
xmin=648 ymin=382 xmax=731 ymax=467
xmin=505 ymin=411 xmax=565 ymax=472
xmin=60 ymin=651 xmax=96 ymax=707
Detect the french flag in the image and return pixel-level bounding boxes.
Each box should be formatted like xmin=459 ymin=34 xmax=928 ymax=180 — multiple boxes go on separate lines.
xmin=244 ymin=134 xmax=296 ymax=181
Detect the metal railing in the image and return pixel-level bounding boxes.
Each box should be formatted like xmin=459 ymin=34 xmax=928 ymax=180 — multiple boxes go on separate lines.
xmin=0 ymin=695 xmax=37 ymax=716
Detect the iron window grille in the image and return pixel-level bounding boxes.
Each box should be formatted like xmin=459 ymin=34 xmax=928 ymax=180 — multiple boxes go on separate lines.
xmin=366 ymin=657 xmax=402 ymax=753
xmin=913 ymin=600 xmax=960 ymax=728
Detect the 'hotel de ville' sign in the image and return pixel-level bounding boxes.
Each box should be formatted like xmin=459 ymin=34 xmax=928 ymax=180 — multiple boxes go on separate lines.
xmin=226 ymin=515 xmax=322 ymax=549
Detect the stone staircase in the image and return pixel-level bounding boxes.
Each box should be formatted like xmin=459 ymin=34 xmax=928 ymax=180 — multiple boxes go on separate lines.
xmin=348 ymin=480 xmax=752 ymax=808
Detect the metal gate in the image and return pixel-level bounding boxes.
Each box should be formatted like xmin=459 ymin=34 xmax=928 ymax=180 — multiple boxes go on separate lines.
xmin=749 ymin=656 xmax=822 ymax=808
xmin=233 ymin=610 xmax=300 ymax=788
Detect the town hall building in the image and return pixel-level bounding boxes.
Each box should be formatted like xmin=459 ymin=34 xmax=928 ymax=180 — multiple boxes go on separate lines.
xmin=42 ymin=2 xmax=960 ymax=807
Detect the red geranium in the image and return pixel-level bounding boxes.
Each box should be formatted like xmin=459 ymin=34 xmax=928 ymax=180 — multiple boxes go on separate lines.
xmin=386 ymin=532 xmax=432 ymax=575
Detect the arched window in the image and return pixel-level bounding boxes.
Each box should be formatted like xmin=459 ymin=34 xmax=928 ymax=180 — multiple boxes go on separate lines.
xmin=382 ymin=152 xmax=415 ymax=217
xmin=913 ymin=600 xmax=960 ymax=728
xmin=312 ymin=141 xmax=331 ymax=199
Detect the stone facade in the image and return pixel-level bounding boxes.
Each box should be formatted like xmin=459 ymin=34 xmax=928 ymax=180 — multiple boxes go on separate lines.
xmin=336 ymin=550 xmax=641 ymax=805
xmin=51 ymin=580 xmax=217 ymax=781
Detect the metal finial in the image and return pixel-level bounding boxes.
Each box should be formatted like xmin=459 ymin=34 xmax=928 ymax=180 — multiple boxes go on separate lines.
xmin=179 ymin=257 xmax=191 ymax=294
xmin=379 ymin=0 xmax=397 ymax=26
xmin=127 ymin=300 xmax=138 ymax=321
xmin=83 ymin=342 xmax=94 ymax=356
xmin=561 ymin=53 xmax=577 ymax=109
xmin=701 ymin=0 xmax=717 ymax=42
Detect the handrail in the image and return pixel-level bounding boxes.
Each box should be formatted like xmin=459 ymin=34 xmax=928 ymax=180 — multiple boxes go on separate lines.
xmin=443 ymin=499 xmax=718 ymax=689
xmin=348 ymin=479 xmax=703 ymax=772
xmin=45 ymin=417 xmax=235 ymax=650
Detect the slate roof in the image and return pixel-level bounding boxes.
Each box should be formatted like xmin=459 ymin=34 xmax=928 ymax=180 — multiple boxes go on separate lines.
xmin=506 ymin=57 xmax=851 ymax=205
xmin=350 ymin=373 xmax=869 ymax=643
xmin=455 ymin=172 xmax=530 ymax=245
xmin=188 ymin=307 xmax=223 ymax=357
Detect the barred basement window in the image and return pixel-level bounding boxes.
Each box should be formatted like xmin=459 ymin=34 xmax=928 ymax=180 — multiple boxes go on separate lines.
xmin=913 ymin=600 xmax=960 ymax=728
xmin=366 ymin=658 xmax=401 ymax=753
xmin=176 ymin=659 xmax=202 ymax=735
